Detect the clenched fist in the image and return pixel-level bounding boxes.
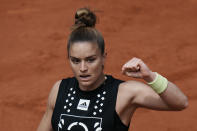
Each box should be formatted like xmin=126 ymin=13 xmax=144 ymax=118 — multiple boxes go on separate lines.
xmin=122 ymin=57 xmax=156 ymax=82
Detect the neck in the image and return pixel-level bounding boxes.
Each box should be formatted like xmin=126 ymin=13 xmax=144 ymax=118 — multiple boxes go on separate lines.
xmin=79 ymin=73 xmax=106 ymax=91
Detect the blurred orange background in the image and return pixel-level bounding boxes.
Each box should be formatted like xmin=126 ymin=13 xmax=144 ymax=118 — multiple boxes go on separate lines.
xmin=1 ymin=0 xmax=197 ymax=130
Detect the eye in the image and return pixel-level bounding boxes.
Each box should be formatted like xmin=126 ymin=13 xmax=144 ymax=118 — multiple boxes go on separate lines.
xmin=86 ymin=58 xmax=96 ymax=63
xmin=71 ymin=58 xmax=80 ymax=64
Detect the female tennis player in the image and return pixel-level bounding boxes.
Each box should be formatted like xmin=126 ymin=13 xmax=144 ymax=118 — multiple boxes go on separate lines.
xmin=37 ymin=8 xmax=188 ymax=131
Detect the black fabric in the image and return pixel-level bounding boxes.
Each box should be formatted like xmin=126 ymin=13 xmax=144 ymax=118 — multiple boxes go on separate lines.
xmin=51 ymin=75 xmax=129 ymax=131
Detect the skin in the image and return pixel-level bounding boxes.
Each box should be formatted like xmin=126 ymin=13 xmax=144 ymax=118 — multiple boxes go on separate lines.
xmin=68 ymin=42 xmax=106 ymax=91
xmin=37 ymin=42 xmax=188 ymax=131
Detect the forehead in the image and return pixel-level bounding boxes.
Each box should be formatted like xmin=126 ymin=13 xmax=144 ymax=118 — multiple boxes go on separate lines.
xmin=69 ymin=42 xmax=100 ymax=58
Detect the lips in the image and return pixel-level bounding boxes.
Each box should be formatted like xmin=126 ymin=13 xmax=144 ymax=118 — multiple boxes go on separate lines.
xmin=79 ymin=75 xmax=91 ymax=81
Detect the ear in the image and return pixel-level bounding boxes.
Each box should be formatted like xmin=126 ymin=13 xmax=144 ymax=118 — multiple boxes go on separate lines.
xmin=102 ymin=52 xmax=107 ymax=65
xmin=103 ymin=52 xmax=107 ymax=58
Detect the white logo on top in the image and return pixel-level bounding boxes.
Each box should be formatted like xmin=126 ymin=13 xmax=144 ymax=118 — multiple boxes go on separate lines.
xmin=77 ymin=99 xmax=90 ymax=111
xmin=58 ymin=114 xmax=102 ymax=131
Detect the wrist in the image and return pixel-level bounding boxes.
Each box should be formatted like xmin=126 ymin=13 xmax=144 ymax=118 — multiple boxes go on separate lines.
xmin=143 ymin=71 xmax=156 ymax=83
xmin=147 ymin=72 xmax=168 ymax=94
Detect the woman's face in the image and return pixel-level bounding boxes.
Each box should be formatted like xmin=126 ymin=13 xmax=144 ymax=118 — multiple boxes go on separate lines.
xmin=69 ymin=41 xmax=105 ymax=89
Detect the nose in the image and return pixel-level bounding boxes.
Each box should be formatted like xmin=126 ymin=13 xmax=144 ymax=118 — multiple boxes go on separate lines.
xmin=80 ymin=61 xmax=88 ymax=72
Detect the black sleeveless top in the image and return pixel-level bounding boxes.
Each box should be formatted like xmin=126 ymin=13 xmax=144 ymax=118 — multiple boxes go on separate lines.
xmin=51 ymin=75 xmax=129 ymax=131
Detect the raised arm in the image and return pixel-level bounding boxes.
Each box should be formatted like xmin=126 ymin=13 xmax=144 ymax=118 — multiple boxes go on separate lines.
xmin=37 ymin=80 xmax=61 ymax=131
xmin=121 ymin=57 xmax=188 ymax=111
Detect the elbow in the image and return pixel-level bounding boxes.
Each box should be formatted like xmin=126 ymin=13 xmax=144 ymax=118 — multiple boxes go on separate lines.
xmin=173 ymin=96 xmax=189 ymax=111
xmin=182 ymin=96 xmax=189 ymax=110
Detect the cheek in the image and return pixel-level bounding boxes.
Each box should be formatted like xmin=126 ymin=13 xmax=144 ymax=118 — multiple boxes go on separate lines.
xmin=69 ymin=63 xmax=78 ymax=73
xmin=90 ymin=60 xmax=103 ymax=72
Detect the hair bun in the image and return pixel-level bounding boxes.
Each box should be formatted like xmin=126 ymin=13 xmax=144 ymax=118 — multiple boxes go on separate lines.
xmin=74 ymin=8 xmax=96 ymax=28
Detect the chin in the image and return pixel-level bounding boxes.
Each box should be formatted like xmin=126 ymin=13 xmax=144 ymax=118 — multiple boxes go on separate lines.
xmin=76 ymin=74 xmax=102 ymax=89
xmin=78 ymin=77 xmax=97 ymax=88
xmin=79 ymin=81 xmax=94 ymax=88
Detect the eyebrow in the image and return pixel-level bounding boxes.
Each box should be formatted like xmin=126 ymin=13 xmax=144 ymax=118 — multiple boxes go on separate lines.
xmin=70 ymin=55 xmax=97 ymax=59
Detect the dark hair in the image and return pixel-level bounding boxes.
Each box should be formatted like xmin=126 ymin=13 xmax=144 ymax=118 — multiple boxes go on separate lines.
xmin=67 ymin=8 xmax=105 ymax=56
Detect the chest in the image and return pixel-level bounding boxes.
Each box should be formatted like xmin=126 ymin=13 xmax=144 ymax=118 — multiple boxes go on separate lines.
xmin=52 ymin=79 xmax=118 ymax=131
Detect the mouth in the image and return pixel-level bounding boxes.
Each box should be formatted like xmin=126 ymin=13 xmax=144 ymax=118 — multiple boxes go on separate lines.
xmin=79 ymin=75 xmax=91 ymax=81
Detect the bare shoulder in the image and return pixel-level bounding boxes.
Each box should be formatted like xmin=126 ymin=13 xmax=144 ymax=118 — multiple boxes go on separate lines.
xmin=117 ymin=80 xmax=140 ymax=102
xmin=47 ymin=80 xmax=62 ymax=109
xmin=116 ymin=80 xmax=148 ymax=118
xmin=119 ymin=80 xmax=148 ymax=93
xmin=118 ymin=80 xmax=151 ymax=101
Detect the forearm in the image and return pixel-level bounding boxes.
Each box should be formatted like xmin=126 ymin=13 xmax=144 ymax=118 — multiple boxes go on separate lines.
xmin=159 ymin=81 xmax=188 ymax=110
xmin=145 ymin=72 xmax=188 ymax=110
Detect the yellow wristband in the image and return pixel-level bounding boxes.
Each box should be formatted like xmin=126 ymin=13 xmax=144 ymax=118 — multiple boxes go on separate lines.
xmin=148 ymin=72 xmax=168 ymax=94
